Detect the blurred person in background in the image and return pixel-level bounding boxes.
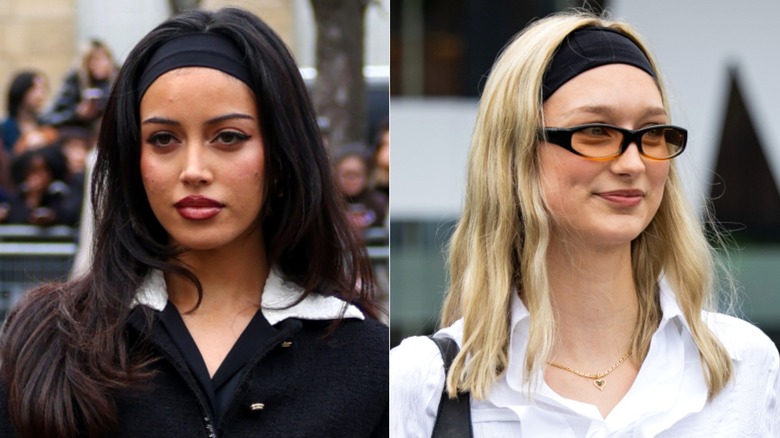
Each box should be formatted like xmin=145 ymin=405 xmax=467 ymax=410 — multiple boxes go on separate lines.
xmin=335 ymin=145 xmax=388 ymax=234
xmin=391 ymin=11 xmax=778 ymax=437
xmin=5 ymin=145 xmax=81 ymax=226
xmin=57 ymin=125 xmax=94 ymax=192
xmin=41 ymin=38 xmax=117 ymax=132
xmin=0 ymin=137 xmax=12 ymax=192
xmin=1 ymin=71 xmax=57 ymax=156
xmin=0 ymin=153 xmax=9 ymax=223
xmin=371 ymin=118 xmax=389 ymax=200
xmin=0 ymin=7 xmax=387 ymax=438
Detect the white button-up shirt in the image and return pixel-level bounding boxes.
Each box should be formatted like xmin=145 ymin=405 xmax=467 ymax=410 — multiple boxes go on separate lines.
xmin=390 ymin=284 xmax=779 ymax=437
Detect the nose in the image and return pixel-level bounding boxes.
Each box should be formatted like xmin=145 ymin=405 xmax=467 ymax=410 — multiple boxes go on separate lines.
xmin=179 ymin=144 xmax=212 ymax=186
xmin=610 ymin=142 xmax=646 ymax=176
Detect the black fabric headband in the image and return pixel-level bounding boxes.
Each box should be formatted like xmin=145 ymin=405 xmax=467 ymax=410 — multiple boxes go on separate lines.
xmin=542 ymin=27 xmax=656 ymax=101
xmin=137 ymin=33 xmax=253 ymax=100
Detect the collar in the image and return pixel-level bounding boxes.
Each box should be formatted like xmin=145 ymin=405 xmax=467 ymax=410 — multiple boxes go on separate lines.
xmin=502 ymin=279 xmax=698 ymax=392
xmin=132 ymin=267 xmax=365 ymax=325
xmin=486 ymin=280 xmax=711 ymax=432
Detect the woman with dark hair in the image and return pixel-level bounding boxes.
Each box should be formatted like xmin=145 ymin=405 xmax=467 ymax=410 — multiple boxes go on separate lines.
xmin=1 ymin=71 xmax=56 ymax=155
xmin=6 ymin=145 xmax=81 ymax=226
xmin=0 ymin=7 xmax=387 ymax=438
xmin=335 ymin=146 xmax=388 ymax=232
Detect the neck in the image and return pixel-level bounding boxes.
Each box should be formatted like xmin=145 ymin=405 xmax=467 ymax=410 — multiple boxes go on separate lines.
xmin=165 ymin=233 xmax=269 ymax=315
xmin=546 ymin=236 xmax=638 ymax=362
xmin=16 ymin=110 xmax=37 ymax=126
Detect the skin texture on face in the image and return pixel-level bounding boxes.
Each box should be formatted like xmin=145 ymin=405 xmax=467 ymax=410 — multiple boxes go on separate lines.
xmin=539 ymin=64 xmax=670 ymax=248
xmin=88 ymin=48 xmax=114 ymax=81
xmin=25 ymin=155 xmax=53 ymax=195
xmin=337 ymin=155 xmax=368 ymax=197
xmin=24 ymin=76 xmax=48 ymax=113
xmin=140 ymin=67 xmax=266 ymax=253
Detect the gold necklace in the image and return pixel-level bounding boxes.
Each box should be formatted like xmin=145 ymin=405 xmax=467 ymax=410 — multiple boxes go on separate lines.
xmin=547 ymin=349 xmax=632 ymax=391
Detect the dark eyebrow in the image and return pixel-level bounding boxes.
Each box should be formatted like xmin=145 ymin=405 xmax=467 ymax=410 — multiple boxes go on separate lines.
xmin=142 ymin=116 xmax=179 ymax=126
xmin=141 ymin=113 xmax=255 ymax=126
xmin=204 ymin=113 xmax=255 ymax=125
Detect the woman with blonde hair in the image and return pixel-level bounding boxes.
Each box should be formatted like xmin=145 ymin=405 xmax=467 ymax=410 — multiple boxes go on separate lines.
xmin=42 ymin=39 xmax=117 ymax=131
xmin=391 ymin=11 xmax=778 ymax=436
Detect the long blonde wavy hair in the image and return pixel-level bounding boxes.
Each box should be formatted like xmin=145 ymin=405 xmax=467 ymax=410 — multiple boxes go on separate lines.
xmin=441 ymin=11 xmax=733 ymax=401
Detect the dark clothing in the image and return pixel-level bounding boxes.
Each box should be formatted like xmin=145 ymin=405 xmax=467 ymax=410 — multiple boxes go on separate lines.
xmin=0 ymin=306 xmax=389 ymax=437
xmin=41 ymin=71 xmax=111 ymax=129
xmin=5 ymin=180 xmax=82 ymax=226
xmin=346 ymin=190 xmax=388 ymax=228
xmin=158 ymin=301 xmax=272 ymax=418
xmin=0 ymin=118 xmax=21 ymax=153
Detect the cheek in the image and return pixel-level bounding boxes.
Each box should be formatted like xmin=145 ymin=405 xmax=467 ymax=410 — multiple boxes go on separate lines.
xmin=231 ymin=152 xmax=266 ymax=200
xmin=649 ymin=162 xmax=671 ymax=186
xmin=139 ymin=155 xmax=164 ymax=201
xmin=539 ymin=151 xmax=586 ymax=213
xmin=647 ymin=163 xmax=671 ymax=207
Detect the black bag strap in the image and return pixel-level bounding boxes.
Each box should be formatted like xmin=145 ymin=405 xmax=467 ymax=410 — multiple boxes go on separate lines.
xmin=429 ymin=336 xmax=473 ymax=438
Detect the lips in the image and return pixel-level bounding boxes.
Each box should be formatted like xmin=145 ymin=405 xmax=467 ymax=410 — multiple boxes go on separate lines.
xmin=595 ymin=189 xmax=645 ymax=208
xmin=174 ymin=195 xmax=224 ymax=220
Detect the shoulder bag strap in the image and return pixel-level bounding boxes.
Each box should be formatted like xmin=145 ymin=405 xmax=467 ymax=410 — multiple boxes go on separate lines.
xmin=429 ymin=336 xmax=474 ymax=438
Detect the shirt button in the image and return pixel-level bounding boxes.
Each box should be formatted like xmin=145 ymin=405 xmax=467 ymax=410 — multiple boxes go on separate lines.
xmin=281 ymin=341 xmax=293 ymax=348
xmin=250 ymin=402 xmax=265 ymax=411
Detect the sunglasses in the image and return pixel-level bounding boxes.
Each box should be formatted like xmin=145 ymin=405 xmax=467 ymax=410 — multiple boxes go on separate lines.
xmin=539 ymin=124 xmax=687 ymax=161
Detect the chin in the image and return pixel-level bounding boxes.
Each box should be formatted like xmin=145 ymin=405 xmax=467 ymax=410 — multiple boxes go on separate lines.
xmin=169 ymin=225 xmax=262 ymax=253
xmin=169 ymin=231 xmax=236 ymax=252
xmin=174 ymin=240 xmax=228 ymax=252
xmin=592 ymin=223 xmax=649 ymax=246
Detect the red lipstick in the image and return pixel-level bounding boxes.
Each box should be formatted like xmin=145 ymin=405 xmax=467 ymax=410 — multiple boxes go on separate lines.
xmin=596 ymin=190 xmax=644 ymax=208
xmin=174 ymin=195 xmax=224 ymax=220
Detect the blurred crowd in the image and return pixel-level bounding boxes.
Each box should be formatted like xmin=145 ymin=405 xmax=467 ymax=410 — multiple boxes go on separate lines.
xmin=334 ymin=119 xmax=390 ymax=238
xmin=0 ymin=39 xmax=114 ymax=227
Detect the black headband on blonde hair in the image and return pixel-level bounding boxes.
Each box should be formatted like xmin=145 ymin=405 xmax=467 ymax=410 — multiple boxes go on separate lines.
xmin=542 ymin=27 xmax=656 ymax=101
xmin=137 ymin=33 xmax=253 ymax=100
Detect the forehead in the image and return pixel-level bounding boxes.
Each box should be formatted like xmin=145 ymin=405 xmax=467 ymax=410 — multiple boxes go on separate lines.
xmin=140 ymin=67 xmax=257 ymax=115
xmin=89 ymin=49 xmax=110 ymax=60
xmin=338 ymin=155 xmax=367 ymax=169
xmin=143 ymin=66 xmax=248 ymax=92
xmin=543 ymin=64 xmax=664 ymax=123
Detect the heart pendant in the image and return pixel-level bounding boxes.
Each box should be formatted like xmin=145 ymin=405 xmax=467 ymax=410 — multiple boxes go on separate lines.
xmin=593 ymin=379 xmax=606 ymax=391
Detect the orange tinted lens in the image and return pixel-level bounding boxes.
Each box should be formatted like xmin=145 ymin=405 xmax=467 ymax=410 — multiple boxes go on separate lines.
xmin=571 ymin=126 xmax=621 ymax=158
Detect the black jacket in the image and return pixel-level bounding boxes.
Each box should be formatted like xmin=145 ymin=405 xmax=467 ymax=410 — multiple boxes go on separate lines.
xmin=0 ymin=307 xmax=389 ymax=437
xmin=40 ymin=71 xmax=111 ymax=128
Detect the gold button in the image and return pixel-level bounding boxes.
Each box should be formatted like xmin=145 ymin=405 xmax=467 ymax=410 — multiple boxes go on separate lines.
xmin=250 ymin=403 xmax=265 ymax=411
xmin=281 ymin=341 xmax=292 ymax=348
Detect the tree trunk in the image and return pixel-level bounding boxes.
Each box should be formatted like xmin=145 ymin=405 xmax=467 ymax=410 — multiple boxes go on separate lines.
xmin=168 ymin=0 xmax=201 ymax=13
xmin=310 ymin=0 xmax=367 ymax=153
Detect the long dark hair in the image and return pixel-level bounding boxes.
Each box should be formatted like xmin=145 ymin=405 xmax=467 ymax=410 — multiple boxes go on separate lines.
xmin=10 ymin=145 xmax=69 ymax=187
xmin=6 ymin=71 xmax=40 ymax=118
xmin=0 ymin=8 xmax=377 ymax=437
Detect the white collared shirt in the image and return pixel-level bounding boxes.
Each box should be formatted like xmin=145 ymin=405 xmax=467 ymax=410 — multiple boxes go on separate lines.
xmin=390 ymin=284 xmax=779 ymax=437
xmin=132 ymin=267 xmax=365 ymax=324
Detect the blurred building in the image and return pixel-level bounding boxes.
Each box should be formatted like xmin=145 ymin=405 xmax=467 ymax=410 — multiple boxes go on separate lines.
xmin=390 ymin=0 xmax=780 ymax=347
xmin=0 ymin=0 xmax=79 ymax=113
xmin=0 ymin=0 xmax=390 ymax=122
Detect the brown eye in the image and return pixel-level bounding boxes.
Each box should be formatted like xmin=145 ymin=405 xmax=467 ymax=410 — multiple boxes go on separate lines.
xmin=581 ymin=126 xmax=609 ymax=137
xmin=147 ymin=133 xmax=177 ymax=148
xmin=215 ymin=131 xmax=250 ymax=145
xmin=644 ymin=127 xmax=663 ymax=139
